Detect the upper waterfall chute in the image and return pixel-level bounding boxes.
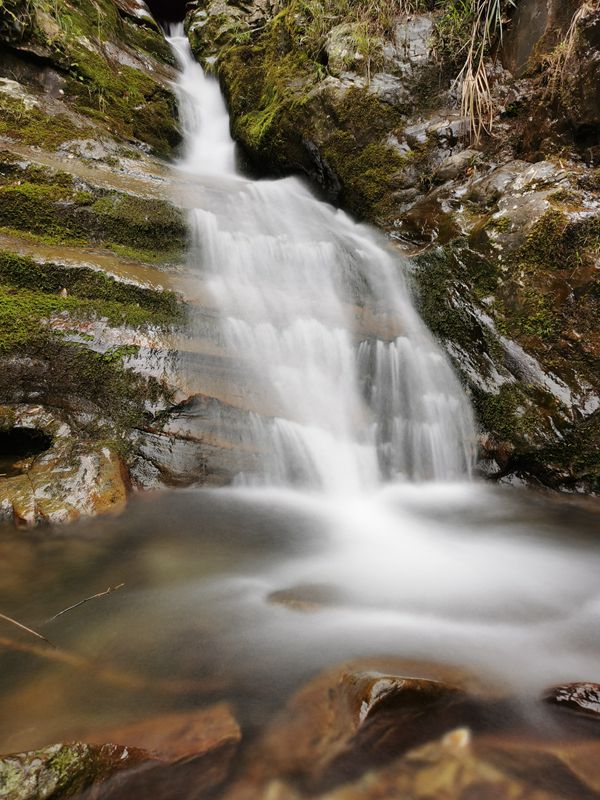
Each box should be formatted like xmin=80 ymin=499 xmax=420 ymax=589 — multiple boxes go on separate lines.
xmin=167 ymin=28 xmax=477 ymax=490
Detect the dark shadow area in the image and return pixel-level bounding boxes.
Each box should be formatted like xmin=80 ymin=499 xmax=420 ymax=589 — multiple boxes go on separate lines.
xmin=0 ymin=428 xmax=52 ymax=477
xmin=145 ymin=0 xmax=188 ymax=22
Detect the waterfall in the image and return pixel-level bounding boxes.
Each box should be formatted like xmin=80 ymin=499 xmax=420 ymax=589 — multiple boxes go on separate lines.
xmin=168 ymin=26 xmax=476 ymax=492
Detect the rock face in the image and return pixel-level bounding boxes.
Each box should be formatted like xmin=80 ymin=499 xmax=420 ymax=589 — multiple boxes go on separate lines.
xmin=186 ymin=0 xmax=600 ymax=492
xmin=0 ymin=0 xmax=257 ymax=524
xmin=0 ymin=405 xmax=130 ymax=526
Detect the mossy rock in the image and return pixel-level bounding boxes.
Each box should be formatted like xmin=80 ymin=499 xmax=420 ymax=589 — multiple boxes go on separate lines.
xmin=0 ymin=742 xmax=151 ymax=800
xmin=188 ymin=1 xmax=410 ymax=221
xmin=0 ymin=251 xmax=181 ymax=437
xmin=0 ymin=0 xmax=180 ymax=155
xmin=0 ymin=164 xmax=187 ymax=262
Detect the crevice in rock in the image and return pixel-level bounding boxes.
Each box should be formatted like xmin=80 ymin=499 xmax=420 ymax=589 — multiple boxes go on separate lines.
xmin=145 ymin=0 xmax=187 ymax=23
xmin=0 ymin=427 xmax=52 ymax=478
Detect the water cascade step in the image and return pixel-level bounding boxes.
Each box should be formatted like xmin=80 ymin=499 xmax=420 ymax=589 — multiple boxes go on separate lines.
xmin=168 ymin=25 xmax=476 ymax=492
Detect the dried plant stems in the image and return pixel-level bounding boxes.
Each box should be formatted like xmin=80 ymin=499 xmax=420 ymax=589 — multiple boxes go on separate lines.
xmin=546 ymin=1 xmax=600 ymax=100
xmin=0 ymin=612 xmax=55 ymax=647
xmin=454 ymin=0 xmax=515 ymax=143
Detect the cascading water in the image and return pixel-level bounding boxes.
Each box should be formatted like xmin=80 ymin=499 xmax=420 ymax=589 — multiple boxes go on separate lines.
xmin=168 ymin=26 xmax=475 ymax=492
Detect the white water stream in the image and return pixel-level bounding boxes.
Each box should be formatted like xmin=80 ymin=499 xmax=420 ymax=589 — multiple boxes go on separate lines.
xmin=169 ymin=27 xmax=475 ymax=492
xmin=160 ymin=28 xmax=600 ymax=693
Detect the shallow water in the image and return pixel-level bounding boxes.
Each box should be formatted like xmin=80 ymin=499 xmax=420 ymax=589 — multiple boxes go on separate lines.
xmin=0 ymin=484 xmax=599 ymax=759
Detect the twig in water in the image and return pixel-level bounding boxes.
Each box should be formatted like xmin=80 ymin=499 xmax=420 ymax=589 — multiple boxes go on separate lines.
xmin=46 ymin=584 xmax=126 ymax=623
xmin=0 ymin=612 xmax=55 ymax=647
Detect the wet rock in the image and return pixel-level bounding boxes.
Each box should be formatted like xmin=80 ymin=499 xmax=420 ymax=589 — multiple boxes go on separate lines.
xmin=561 ymin=8 xmax=600 ymax=133
xmin=0 ymin=406 xmax=128 ymax=527
xmin=0 ymin=742 xmax=152 ymax=800
xmin=501 ymin=0 xmax=577 ymax=75
xmin=434 ymin=149 xmax=480 ymax=183
xmin=478 ymin=733 xmax=600 ymax=797
xmin=87 ymin=704 xmax=242 ymax=798
xmin=543 ymin=682 xmax=600 ymax=719
xmin=183 ymin=0 xmax=600 ymax=490
xmin=223 ymin=658 xmax=480 ymax=797
xmin=315 ymin=729 xmax=564 ymax=800
xmin=91 ymin=703 xmax=241 ymax=764
xmin=267 ymin=584 xmax=345 ymax=612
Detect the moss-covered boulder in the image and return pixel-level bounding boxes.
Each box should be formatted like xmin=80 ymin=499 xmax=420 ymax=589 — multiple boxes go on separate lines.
xmin=0 ymin=742 xmax=151 ymax=800
xmin=186 ymin=0 xmax=438 ymax=220
xmin=0 ymin=156 xmax=186 ymax=264
xmin=0 ymin=0 xmax=180 ymax=156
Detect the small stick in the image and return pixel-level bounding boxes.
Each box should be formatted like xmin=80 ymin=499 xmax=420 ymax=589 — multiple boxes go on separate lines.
xmin=0 ymin=612 xmax=55 ymax=647
xmin=46 ymin=584 xmax=125 ymax=623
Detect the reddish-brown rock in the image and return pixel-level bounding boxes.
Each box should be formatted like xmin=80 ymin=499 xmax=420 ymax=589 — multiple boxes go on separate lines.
xmin=222 ymin=658 xmax=482 ymax=798
xmin=86 ymin=703 xmax=241 ymax=799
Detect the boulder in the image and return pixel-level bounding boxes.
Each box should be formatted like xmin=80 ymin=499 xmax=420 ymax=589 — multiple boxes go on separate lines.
xmin=0 ymin=406 xmax=128 ymax=527
xmin=222 ymin=657 xmax=486 ymax=797
xmin=313 ymin=729 xmax=568 ymax=800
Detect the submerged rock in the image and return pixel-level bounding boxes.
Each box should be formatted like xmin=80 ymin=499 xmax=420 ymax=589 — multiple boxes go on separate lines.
xmin=223 ymin=657 xmax=484 ymax=797
xmin=0 ymin=705 xmax=241 ymax=800
xmin=85 ymin=704 xmax=242 ymax=798
xmin=90 ymin=703 xmax=242 ymax=765
xmin=312 ymin=729 xmax=564 ymax=800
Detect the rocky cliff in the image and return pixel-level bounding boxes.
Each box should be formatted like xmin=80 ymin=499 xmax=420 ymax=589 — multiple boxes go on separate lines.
xmin=185 ymin=0 xmax=600 ymax=492
xmin=0 ymin=0 xmax=196 ymax=525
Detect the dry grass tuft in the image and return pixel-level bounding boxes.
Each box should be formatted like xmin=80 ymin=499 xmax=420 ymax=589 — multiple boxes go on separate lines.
xmin=545 ymin=1 xmax=600 ymax=101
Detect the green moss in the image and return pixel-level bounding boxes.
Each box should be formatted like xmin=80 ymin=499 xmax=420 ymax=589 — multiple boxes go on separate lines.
xmin=2 ymin=0 xmax=179 ymax=155
xmin=472 ymin=383 xmax=522 ymax=442
xmin=0 ymin=181 xmax=72 ymax=238
xmin=87 ymin=193 xmax=186 ymax=253
xmin=0 ymin=327 xmax=171 ymax=437
xmin=0 ymin=284 xmax=169 ymax=352
xmin=518 ymin=209 xmax=600 ymax=273
xmin=0 ymin=94 xmax=91 ymax=148
xmin=63 ymin=41 xmax=179 ymax=155
xmin=0 ymin=167 xmax=186 ymax=261
xmin=0 ymin=252 xmax=182 ymax=321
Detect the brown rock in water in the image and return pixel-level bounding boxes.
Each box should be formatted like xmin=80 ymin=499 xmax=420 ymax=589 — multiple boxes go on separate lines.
xmin=86 ymin=703 xmax=241 ymax=799
xmin=543 ymin=682 xmax=600 ymax=719
xmin=477 ymin=733 xmax=600 ymax=797
xmin=267 ymin=584 xmax=346 ymax=612
xmin=92 ymin=703 xmax=241 ymax=763
xmin=223 ymin=658 xmax=480 ymax=798
xmin=314 ymin=729 xmax=565 ymax=800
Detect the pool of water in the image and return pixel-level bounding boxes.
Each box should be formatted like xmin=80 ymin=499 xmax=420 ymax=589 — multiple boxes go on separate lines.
xmin=1 ymin=483 xmax=599 ymax=763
